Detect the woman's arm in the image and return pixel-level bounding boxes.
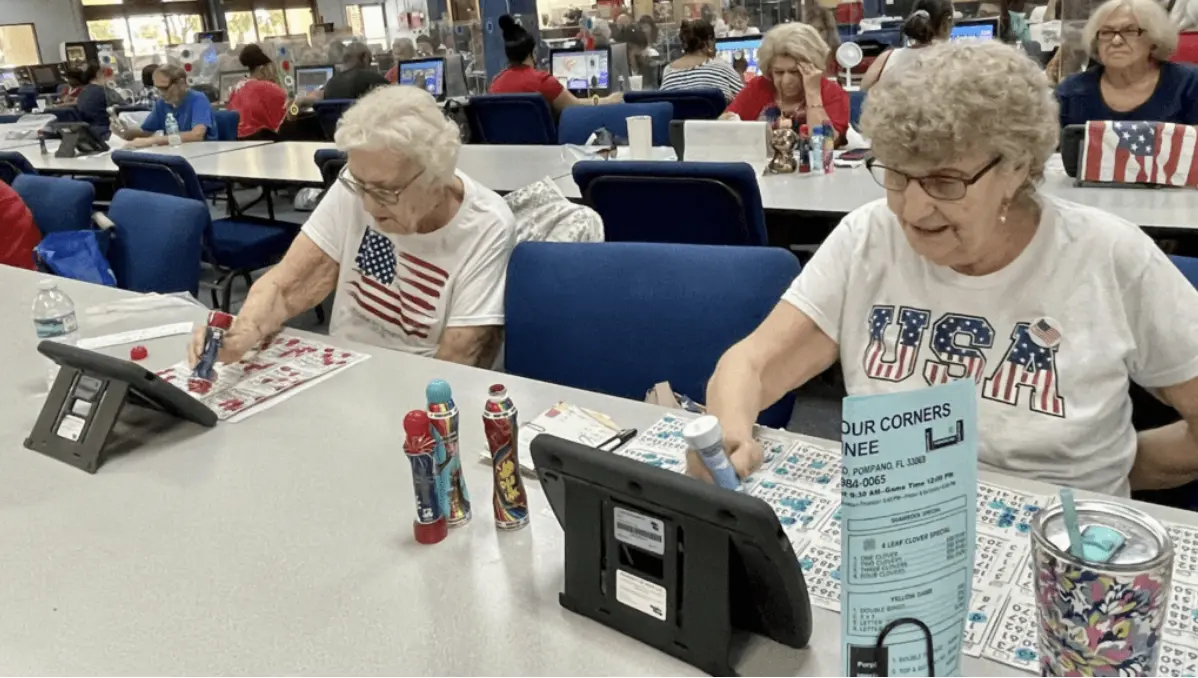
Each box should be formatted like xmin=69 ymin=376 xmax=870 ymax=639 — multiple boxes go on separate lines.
xmin=1132 ymin=377 xmax=1198 ymax=489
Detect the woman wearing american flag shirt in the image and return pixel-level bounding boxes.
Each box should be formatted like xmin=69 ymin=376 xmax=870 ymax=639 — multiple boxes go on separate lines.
xmin=688 ymin=41 xmax=1198 ymax=497
xmin=186 ymin=86 xmax=515 ymax=369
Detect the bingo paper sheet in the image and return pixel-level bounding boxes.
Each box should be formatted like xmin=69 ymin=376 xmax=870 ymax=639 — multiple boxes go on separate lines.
xmin=156 ymin=334 xmax=369 ymax=421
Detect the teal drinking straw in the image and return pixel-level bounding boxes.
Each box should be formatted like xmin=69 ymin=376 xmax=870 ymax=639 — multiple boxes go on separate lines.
xmin=1060 ymin=489 xmax=1086 ymax=560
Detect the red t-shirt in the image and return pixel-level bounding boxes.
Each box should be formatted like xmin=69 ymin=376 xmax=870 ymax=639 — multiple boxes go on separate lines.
xmin=489 ymin=65 xmax=566 ymax=104
xmin=385 ymin=64 xmax=399 ymax=84
xmin=1172 ymin=32 xmax=1198 ymax=65
xmin=227 ymin=79 xmax=288 ymax=138
xmin=0 ymin=181 xmax=40 ymax=271
xmin=726 ymin=75 xmax=850 ymax=139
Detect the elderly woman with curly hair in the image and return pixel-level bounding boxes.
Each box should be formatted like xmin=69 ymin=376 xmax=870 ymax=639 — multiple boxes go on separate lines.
xmin=1058 ymin=0 xmax=1198 ymax=126
xmin=720 ymin=22 xmax=850 ymax=141
xmin=690 ymin=41 xmax=1198 ymax=498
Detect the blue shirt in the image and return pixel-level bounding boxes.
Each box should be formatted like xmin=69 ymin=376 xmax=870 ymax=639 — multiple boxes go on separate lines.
xmin=1057 ymin=61 xmax=1198 ymax=127
xmin=141 ymin=89 xmax=217 ymax=140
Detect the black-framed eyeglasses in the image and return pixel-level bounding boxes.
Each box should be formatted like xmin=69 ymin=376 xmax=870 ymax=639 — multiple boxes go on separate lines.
xmin=1097 ymin=27 xmax=1146 ymax=42
xmin=338 ymin=165 xmax=425 ymax=206
xmin=866 ymin=156 xmax=1003 ymax=201
xmin=154 ymin=78 xmax=184 ymax=95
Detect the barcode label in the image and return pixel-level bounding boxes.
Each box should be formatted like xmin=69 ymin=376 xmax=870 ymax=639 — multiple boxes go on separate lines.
xmin=613 ymin=506 xmax=665 ymax=555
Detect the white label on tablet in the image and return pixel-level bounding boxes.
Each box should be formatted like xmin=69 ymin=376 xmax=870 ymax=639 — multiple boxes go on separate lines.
xmin=616 ymin=569 xmax=668 ymax=622
xmin=56 ymin=415 xmax=86 ymax=442
xmin=613 ymin=506 xmax=665 ymax=555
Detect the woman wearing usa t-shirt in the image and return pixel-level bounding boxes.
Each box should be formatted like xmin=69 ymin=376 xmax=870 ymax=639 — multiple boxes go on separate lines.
xmin=187 ymin=86 xmax=516 ymax=370
xmin=688 ymin=42 xmax=1198 ymax=498
xmin=226 ymin=44 xmax=289 ymax=140
xmin=489 ymin=15 xmax=623 ymax=114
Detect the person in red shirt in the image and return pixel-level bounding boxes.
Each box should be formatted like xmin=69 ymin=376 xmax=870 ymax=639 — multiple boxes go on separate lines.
xmin=384 ymin=37 xmax=417 ymax=83
xmin=226 ymin=44 xmax=289 ymax=140
xmin=721 ymin=22 xmax=850 ymax=143
xmin=1170 ymin=0 xmax=1198 ymax=63
xmin=0 ymin=180 xmax=41 ymax=271
xmin=490 ymin=15 xmax=623 ymax=113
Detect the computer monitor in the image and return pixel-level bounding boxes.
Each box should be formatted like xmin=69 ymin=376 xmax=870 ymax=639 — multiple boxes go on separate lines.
xmin=30 ymin=65 xmax=60 ymax=89
xmin=609 ymin=42 xmax=631 ymax=90
xmin=550 ymin=47 xmax=612 ymax=94
xmin=714 ymin=36 xmax=764 ymax=81
xmin=217 ymin=69 xmax=247 ymax=103
xmin=397 ymin=57 xmax=446 ymax=100
xmin=950 ymin=18 xmax=1000 ymax=42
xmin=294 ymin=64 xmax=336 ymax=97
xmin=444 ymin=53 xmax=468 ymax=98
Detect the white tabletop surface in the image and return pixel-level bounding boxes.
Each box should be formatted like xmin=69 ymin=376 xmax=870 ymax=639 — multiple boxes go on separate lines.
xmin=187 ymin=140 xmax=331 ymax=184
xmin=4 ymin=269 xmax=1198 ymax=675
xmin=15 ymin=139 xmax=273 ymax=174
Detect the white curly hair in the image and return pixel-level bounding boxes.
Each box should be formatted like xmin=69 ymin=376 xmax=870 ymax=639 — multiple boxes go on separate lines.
xmin=335 ymin=85 xmax=461 ymax=185
xmin=757 ymin=22 xmax=830 ymax=73
xmin=861 ymin=41 xmax=1058 ymax=193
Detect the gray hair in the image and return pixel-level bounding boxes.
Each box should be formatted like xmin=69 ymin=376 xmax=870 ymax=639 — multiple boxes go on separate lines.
xmin=861 ymin=41 xmax=1058 ymax=192
xmin=155 ymin=64 xmax=187 ymax=84
xmin=335 ymin=85 xmax=461 ymax=184
xmin=1083 ymin=0 xmax=1178 ymax=61
xmin=757 ymin=22 xmax=830 ymax=74
xmin=392 ymin=37 xmax=416 ymax=59
xmin=342 ymin=41 xmax=373 ymax=68
xmin=591 ymin=18 xmax=612 ymax=40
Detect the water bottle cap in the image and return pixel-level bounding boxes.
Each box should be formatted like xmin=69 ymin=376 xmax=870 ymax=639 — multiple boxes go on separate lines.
xmin=37 ymin=279 xmax=57 ymax=291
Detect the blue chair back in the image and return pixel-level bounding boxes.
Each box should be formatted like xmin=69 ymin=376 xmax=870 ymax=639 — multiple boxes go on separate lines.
xmin=112 ymin=150 xmax=207 ymax=202
xmin=17 ymin=86 xmax=37 ymax=113
xmin=0 ymin=150 xmax=37 ymax=185
xmin=1173 ymin=255 xmax=1198 ymax=286
xmin=624 ymin=89 xmax=725 ymax=120
xmin=314 ymin=148 xmax=346 ymax=188
xmin=213 ymin=110 xmax=240 ymax=141
xmin=849 ymin=90 xmax=866 ymax=126
xmin=0 ymin=113 xmax=20 ymax=124
xmin=466 ymin=93 xmax=557 ymax=144
xmin=558 ymin=102 xmax=673 ymax=146
xmin=11 ymin=174 xmax=95 ymax=235
xmin=505 ymin=242 xmax=801 ymax=428
xmin=313 ymin=99 xmax=355 ymax=140
xmin=48 ymin=107 xmax=81 ymax=124
xmin=108 ymin=189 xmax=206 ymax=295
xmin=572 ymin=160 xmax=767 ymax=246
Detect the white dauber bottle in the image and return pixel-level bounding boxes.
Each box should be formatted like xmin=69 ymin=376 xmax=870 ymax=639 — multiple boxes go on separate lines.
xmin=31 ymin=279 xmax=79 ymax=391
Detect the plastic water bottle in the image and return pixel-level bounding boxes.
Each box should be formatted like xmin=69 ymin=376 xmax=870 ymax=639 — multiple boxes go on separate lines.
xmin=165 ymin=112 xmax=181 ymax=147
xmin=809 ymin=124 xmax=825 ymax=175
xmin=32 ymin=279 xmax=79 ymax=390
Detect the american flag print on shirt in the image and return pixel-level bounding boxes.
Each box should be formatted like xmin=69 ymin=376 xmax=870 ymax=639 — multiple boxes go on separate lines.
xmin=863 ymin=306 xmax=931 ymax=381
xmin=347 ymin=227 xmax=449 ymax=339
xmin=982 ymin=323 xmax=1065 ymax=418
xmin=1082 ymin=120 xmax=1198 ymax=187
xmin=923 ymin=314 xmax=994 ymax=386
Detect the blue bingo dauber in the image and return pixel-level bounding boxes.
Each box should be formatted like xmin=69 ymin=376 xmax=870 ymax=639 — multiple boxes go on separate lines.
xmin=682 ymin=415 xmax=740 ymax=491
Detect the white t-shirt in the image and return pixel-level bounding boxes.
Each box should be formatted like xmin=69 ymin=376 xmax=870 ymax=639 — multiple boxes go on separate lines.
xmin=302 ymin=170 xmax=516 ymax=357
xmin=783 ymin=195 xmax=1198 ymax=497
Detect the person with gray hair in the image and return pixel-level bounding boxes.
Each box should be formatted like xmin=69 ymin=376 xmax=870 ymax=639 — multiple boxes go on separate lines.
xmin=1057 ymin=0 xmax=1198 ymax=126
xmin=114 ymin=63 xmax=217 ymax=146
xmin=187 ymin=86 xmax=515 ymax=368
xmin=689 ymin=41 xmax=1198 ymax=498
xmin=321 ymin=41 xmax=390 ymax=100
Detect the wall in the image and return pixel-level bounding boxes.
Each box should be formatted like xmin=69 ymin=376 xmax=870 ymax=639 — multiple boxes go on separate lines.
xmin=0 ymin=0 xmax=87 ymax=63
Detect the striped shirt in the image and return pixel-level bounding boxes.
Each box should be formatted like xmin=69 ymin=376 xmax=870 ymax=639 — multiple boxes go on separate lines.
xmin=660 ymin=60 xmax=745 ymax=102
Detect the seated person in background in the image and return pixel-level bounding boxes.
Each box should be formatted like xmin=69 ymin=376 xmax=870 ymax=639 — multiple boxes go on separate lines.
xmin=115 ymin=65 xmax=217 ymax=147
xmin=726 ymin=6 xmax=761 ymax=36
xmin=70 ymin=63 xmax=114 ymax=139
xmin=0 ymin=180 xmax=40 ymax=271
xmin=660 ymin=19 xmax=745 ymax=102
xmin=320 ymin=42 xmax=390 ymax=101
xmin=384 ymin=37 xmax=417 ymax=83
xmin=490 ymin=15 xmax=623 ymax=112
xmin=591 ymin=18 xmax=614 ymax=48
xmin=623 ymin=24 xmax=652 ymax=76
xmin=227 ymin=44 xmax=288 ymax=140
xmin=862 ymin=0 xmax=954 ymax=90
xmin=639 ymin=15 xmax=661 ymax=47
xmin=690 ymin=41 xmax=1198 ymax=498
xmin=59 ymin=71 xmax=84 ymax=105
xmin=721 ymin=22 xmax=850 ymax=142
xmin=1058 ymin=0 xmax=1198 ymax=126
xmin=799 ymin=1 xmax=842 ymax=74
xmin=416 ymin=34 xmax=439 ymax=57
xmin=1169 ymin=0 xmax=1198 ymax=63
xmin=187 ymin=86 xmax=515 ymax=369
xmin=132 ymin=63 xmax=159 ymax=107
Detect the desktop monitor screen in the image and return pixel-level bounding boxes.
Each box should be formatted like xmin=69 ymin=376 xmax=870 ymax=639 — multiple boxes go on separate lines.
xmin=950 ymin=18 xmax=999 ymax=42
xmin=398 ymin=58 xmax=445 ymax=99
xmin=294 ymin=65 xmax=336 ymax=96
xmin=551 ymin=49 xmax=611 ymax=92
xmin=31 ymin=66 xmax=59 ymax=87
xmin=715 ymin=36 xmax=764 ymax=81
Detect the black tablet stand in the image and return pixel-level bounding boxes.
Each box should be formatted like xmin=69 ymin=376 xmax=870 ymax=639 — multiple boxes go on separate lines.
xmin=24 ymin=341 xmax=217 ymax=473
xmin=532 ymin=435 xmax=812 ymax=677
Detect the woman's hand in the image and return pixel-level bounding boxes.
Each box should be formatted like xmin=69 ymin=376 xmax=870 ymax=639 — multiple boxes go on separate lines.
xmin=187 ymin=316 xmax=267 ymax=368
xmin=799 ymin=61 xmax=825 ymax=95
xmin=685 ymin=430 xmax=764 ymax=483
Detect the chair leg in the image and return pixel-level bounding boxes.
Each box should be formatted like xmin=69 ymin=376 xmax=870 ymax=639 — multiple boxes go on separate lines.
xmin=220 ymin=276 xmax=235 ymax=312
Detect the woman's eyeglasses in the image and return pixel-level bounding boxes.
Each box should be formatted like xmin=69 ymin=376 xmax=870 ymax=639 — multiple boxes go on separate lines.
xmin=866 ymin=156 xmax=1002 ymax=201
xmin=1097 ymin=27 xmax=1146 ymax=42
xmin=338 ymin=165 xmax=425 ymax=206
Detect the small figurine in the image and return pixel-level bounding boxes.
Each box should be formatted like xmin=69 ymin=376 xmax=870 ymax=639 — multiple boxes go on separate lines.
xmin=766 ymin=126 xmax=799 ymax=174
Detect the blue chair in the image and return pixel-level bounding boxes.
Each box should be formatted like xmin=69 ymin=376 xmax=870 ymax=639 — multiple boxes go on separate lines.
xmin=849 ymin=90 xmax=866 ymax=127
xmin=558 ymin=102 xmax=674 ymax=146
xmin=314 ymin=148 xmax=346 ymax=189
xmin=213 ymin=110 xmax=240 ymax=141
xmin=313 ymin=99 xmax=355 ymax=141
xmin=624 ymin=89 xmax=725 ymax=120
xmin=466 ymin=93 xmax=557 ymax=145
xmin=11 ymin=174 xmax=95 ymax=235
xmin=0 ymin=113 xmax=20 ymax=124
xmin=0 ymin=150 xmax=37 ymax=185
xmin=505 ymin=242 xmax=801 ymax=428
xmin=572 ymin=160 xmax=767 ymax=246
xmin=107 ymin=189 xmax=206 ymax=295
xmin=111 ymin=150 xmax=298 ymax=310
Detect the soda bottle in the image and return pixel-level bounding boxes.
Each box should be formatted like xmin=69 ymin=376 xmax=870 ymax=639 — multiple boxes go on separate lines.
xmin=165 ymin=112 xmax=181 ymax=147
xmin=31 ymin=279 xmax=79 ymax=390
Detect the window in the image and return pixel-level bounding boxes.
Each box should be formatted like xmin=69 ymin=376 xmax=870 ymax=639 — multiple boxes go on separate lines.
xmin=224 ymin=5 xmax=316 ymax=45
xmin=82 ymin=0 xmax=211 ymax=55
xmin=0 ymin=24 xmax=41 ymax=67
xmin=346 ymin=4 xmax=387 ymax=45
